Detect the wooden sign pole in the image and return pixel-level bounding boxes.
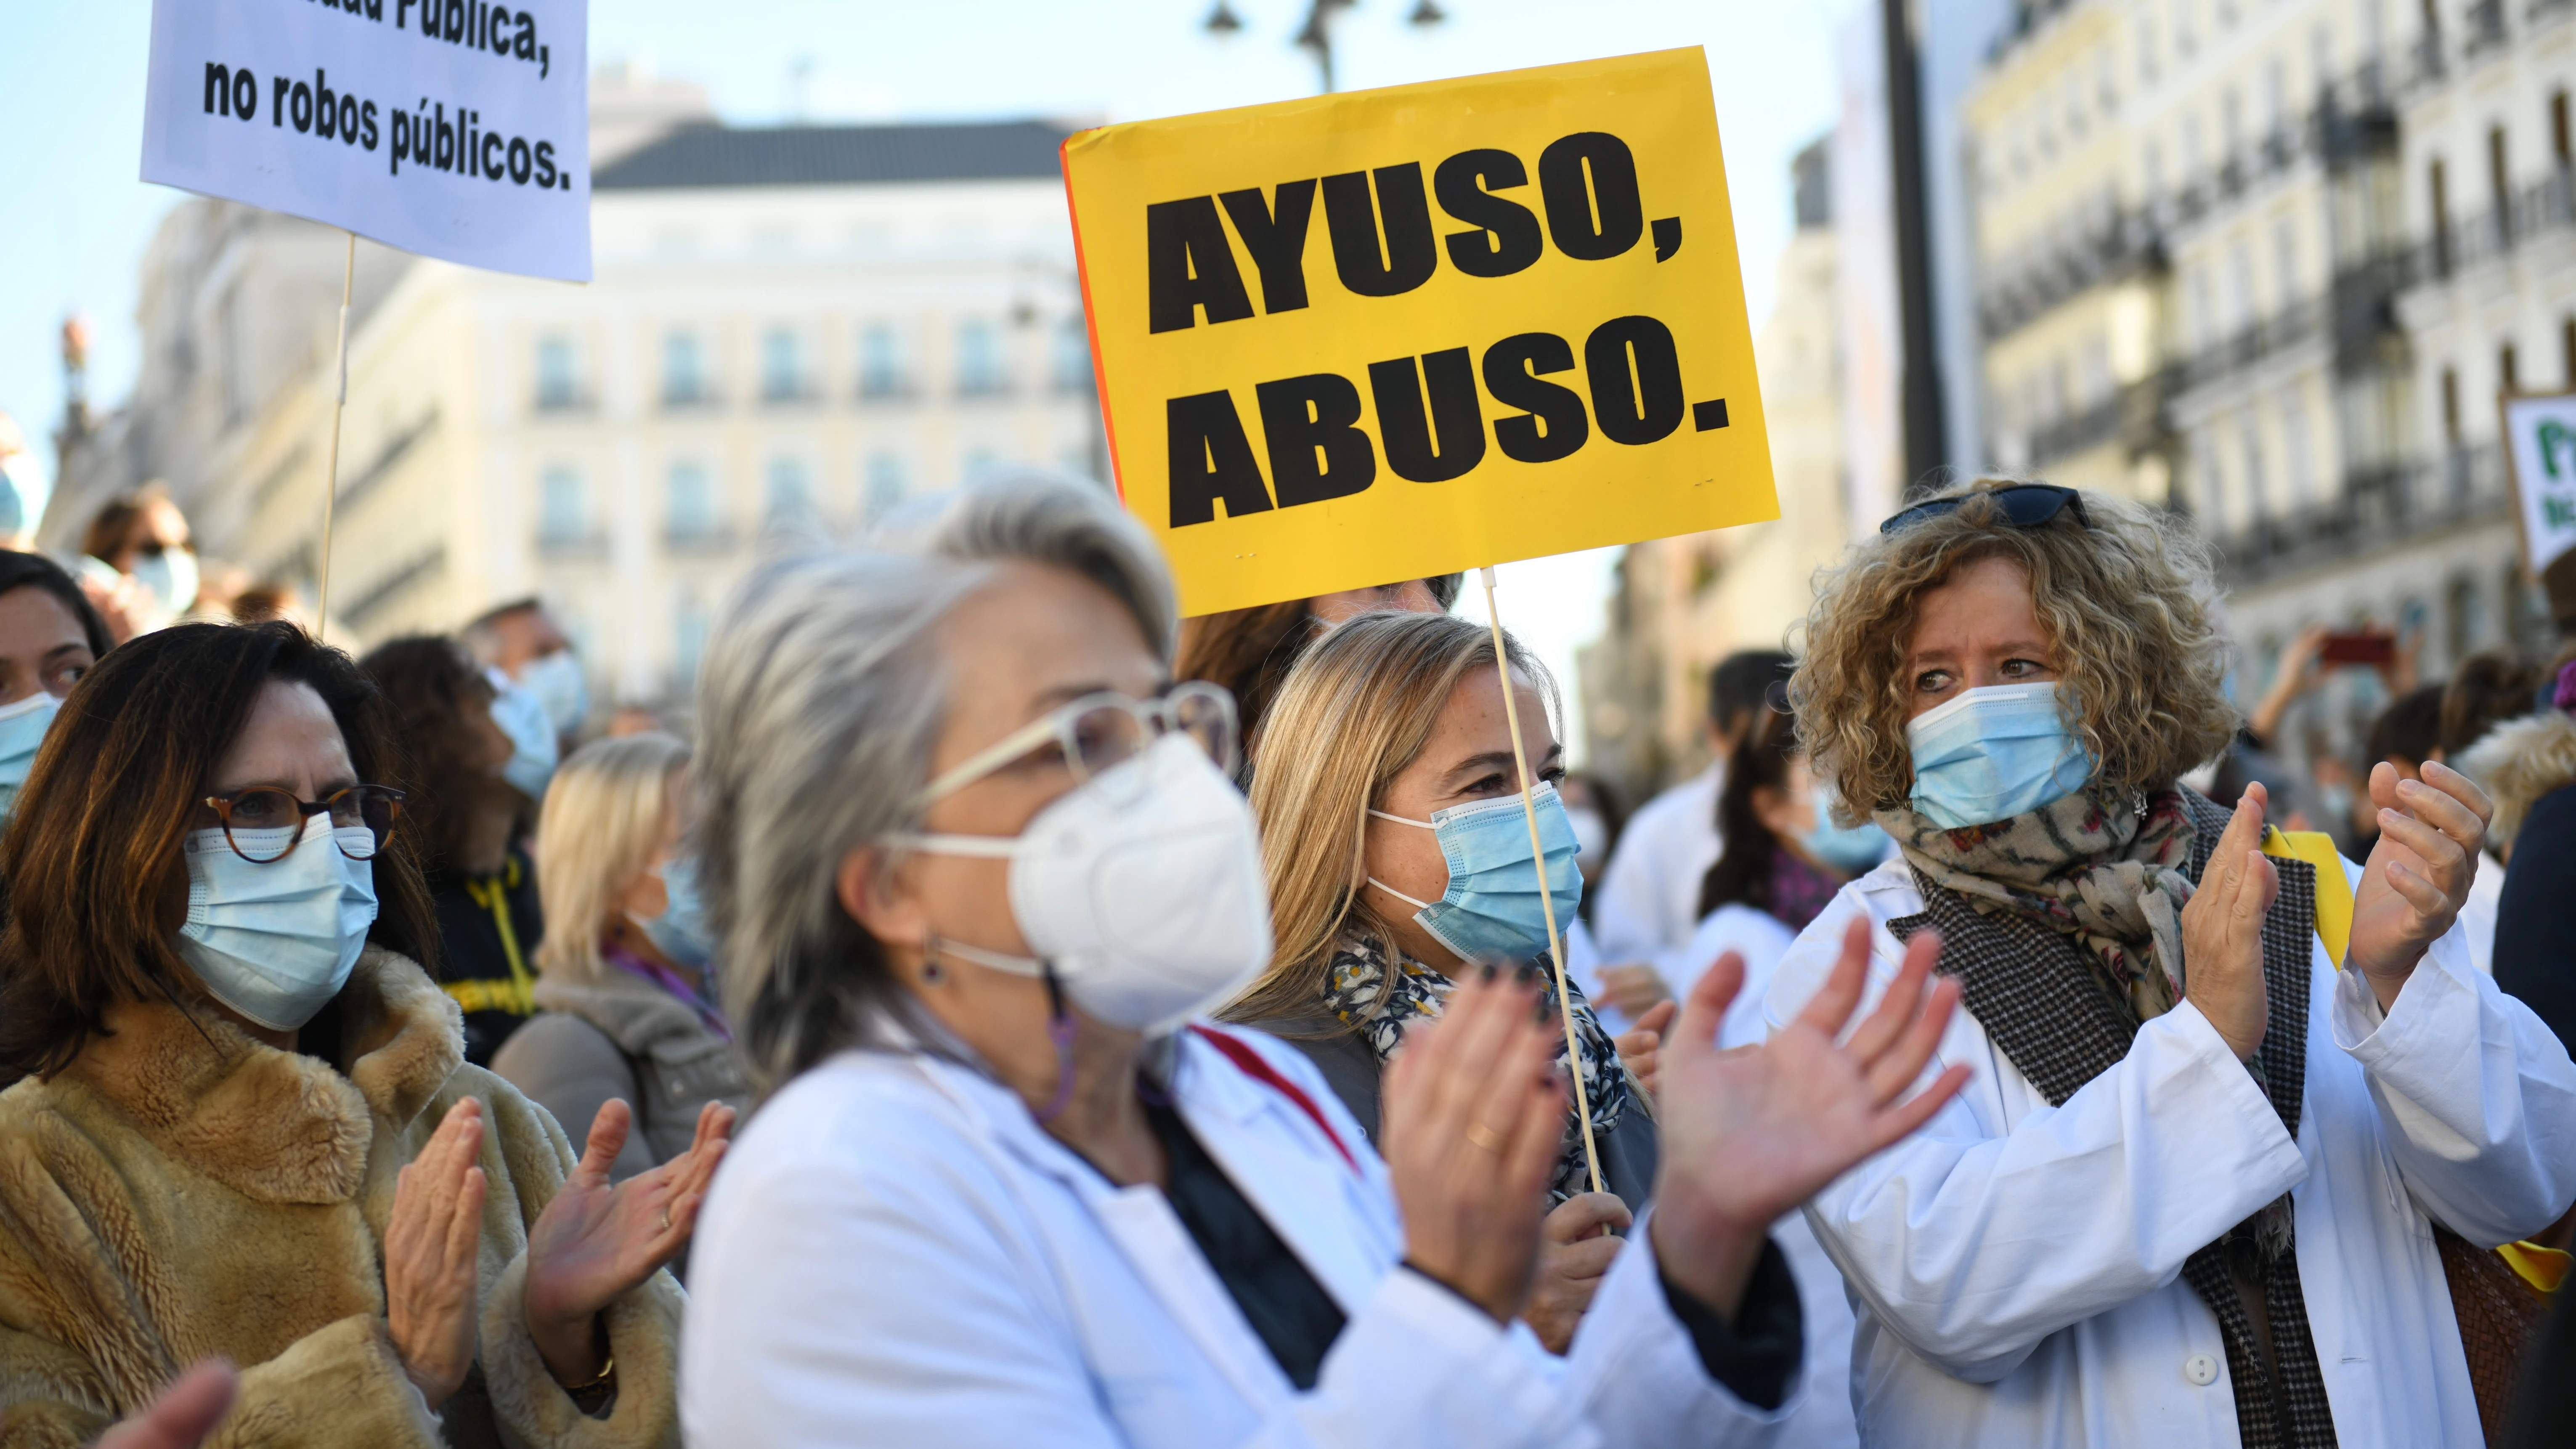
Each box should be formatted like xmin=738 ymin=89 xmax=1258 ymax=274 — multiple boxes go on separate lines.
xmin=314 ymin=231 xmax=355 ymax=644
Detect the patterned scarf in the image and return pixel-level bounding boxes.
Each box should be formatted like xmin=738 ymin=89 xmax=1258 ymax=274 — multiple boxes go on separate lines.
xmin=1881 ymin=787 xmax=2337 ymax=1449
xmin=1876 ymin=786 xmax=2199 ymax=1022
xmin=1320 ymin=933 xmax=1633 ymax=1204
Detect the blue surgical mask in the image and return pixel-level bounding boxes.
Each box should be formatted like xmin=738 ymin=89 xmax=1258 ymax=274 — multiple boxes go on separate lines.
xmin=1906 ymin=682 xmax=2094 ymax=830
xmin=486 ymin=669 xmax=558 ymax=803
xmin=0 ymin=690 xmax=62 ymax=817
xmin=173 ymin=815 xmax=380 ymax=1032
xmin=1367 ymin=783 xmax=1584 ymax=966
xmin=517 ymin=650 xmax=589 ymax=736
xmin=1801 ymin=783 xmax=1891 ymax=872
xmin=128 ymin=546 xmax=200 ymax=620
xmin=638 ymin=855 xmax=714 ymax=971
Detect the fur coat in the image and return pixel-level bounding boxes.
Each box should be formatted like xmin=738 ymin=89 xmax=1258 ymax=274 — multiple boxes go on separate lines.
xmin=2459 ymin=709 xmax=2576 ymax=852
xmin=0 ymin=946 xmax=683 ymax=1448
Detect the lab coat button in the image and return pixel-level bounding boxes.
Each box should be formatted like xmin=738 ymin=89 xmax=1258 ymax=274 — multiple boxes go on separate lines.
xmin=2184 ymin=1354 xmax=2220 ymax=1386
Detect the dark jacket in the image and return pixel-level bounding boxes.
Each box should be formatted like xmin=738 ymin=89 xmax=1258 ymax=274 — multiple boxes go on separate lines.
xmin=1244 ymin=1011 xmax=1661 ymax=1212
xmin=429 ymin=847 xmax=546 ymax=1067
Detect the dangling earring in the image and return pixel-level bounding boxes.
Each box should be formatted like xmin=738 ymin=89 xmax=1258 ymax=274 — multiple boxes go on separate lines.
xmin=919 ymin=934 xmax=948 ymax=986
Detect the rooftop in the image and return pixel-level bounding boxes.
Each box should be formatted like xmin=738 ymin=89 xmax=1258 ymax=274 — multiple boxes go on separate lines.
xmin=594 ymin=120 xmax=1073 ymax=190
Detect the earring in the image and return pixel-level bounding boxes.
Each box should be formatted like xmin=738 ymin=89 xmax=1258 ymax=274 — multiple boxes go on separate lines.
xmin=920 ymin=940 xmax=946 ymax=987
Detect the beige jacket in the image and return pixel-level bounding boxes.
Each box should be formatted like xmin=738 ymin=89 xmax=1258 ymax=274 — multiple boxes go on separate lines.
xmin=0 ymin=947 xmax=682 ymax=1449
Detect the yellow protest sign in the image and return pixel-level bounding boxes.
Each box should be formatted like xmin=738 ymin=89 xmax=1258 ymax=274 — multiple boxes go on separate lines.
xmin=1063 ymin=48 xmax=1777 ymax=617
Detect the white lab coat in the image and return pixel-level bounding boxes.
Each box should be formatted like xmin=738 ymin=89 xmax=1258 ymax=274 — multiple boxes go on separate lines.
xmin=1594 ymin=764 xmax=1724 ymax=966
xmin=682 ymin=1021 xmax=1797 ymax=1448
xmin=1762 ymin=857 xmax=2576 ymax=1449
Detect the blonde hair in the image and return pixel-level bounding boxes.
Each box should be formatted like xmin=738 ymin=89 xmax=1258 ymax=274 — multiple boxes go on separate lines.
xmin=534 ymin=732 xmax=692 ymax=986
xmin=1222 ymin=611 xmax=1552 ymax=1030
xmin=1792 ymin=479 xmax=2236 ymax=822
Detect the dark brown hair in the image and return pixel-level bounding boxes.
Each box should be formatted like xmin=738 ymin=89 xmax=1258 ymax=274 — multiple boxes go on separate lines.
xmin=0 ymin=550 xmax=114 ymax=660
xmin=358 ymin=636 xmax=504 ymax=872
xmin=0 ymin=622 xmax=439 ymax=1079
xmin=1176 ymin=600 xmax=1316 ymax=756
xmin=1699 ymin=706 xmax=1801 ymax=919
xmin=78 ymin=482 xmax=172 ymax=565
xmin=2439 ymin=652 xmax=2542 ymax=758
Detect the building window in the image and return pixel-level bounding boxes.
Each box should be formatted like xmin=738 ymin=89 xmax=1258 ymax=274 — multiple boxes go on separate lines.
xmin=536 ymin=336 xmax=577 ymax=409
xmin=2490 ymin=126 xmax=2512 ymax=245
xmin=674 ymin=594 xmax=710 ymax=692
xmin=2441 ymin=366 xmax=2462 ymax=443
xmin=663 ymin=332 xmax=704 ymax=406
xmin=1053 ymin=315 xmax=1093 ymax=393
xmin=761 ymin=327 xmax=806 ymax=402
xmin=958 ymin=320 xmax=1005 ymax=396
xmin=859 ymin=324 xmax=905 ymax=397
xmin=2431 ymin=159 xmax=2451 ymax=274
xmin=765 ymin=456 xmax=810 ymax=520
xmin=864 ymin=452 xmax=906 ymax=522
xmin=539 ymin=466 xmax=586 ymax=542
xmin=2562 ymin=316 xmax=2576 ymax=385
xmin=2502 ymin=342 xmax=2520 ymax=395
xmin=666 ymin=460 xmax=717 ymax=540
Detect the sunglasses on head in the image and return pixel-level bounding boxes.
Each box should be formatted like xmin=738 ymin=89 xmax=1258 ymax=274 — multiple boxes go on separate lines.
xmin=1878 ymin=483 xmax=2092 ymax=535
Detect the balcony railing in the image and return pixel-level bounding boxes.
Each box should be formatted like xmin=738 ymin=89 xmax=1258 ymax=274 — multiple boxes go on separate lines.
xmin=2410 ymin=166 xmax=2576 ymax=283
xmin=2205 ymin=445 xmax=2510 ymax=585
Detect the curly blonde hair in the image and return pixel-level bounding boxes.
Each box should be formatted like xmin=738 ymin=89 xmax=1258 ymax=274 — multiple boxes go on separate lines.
xmin=1792 ymin=480 xmax=2236 ymax=823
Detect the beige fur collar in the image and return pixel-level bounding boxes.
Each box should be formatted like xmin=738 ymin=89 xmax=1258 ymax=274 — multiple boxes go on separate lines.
xmin=2459 ymin=711 xmax=2576 ymax=849
xmin=61 ymin=946 xmax=464 ymax=1206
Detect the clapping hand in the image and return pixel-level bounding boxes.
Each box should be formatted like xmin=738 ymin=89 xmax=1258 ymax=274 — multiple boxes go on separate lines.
xmin=95 ymin=1361 xmax=238 ymax=1449
xmin=1613 ymin=1000 xmax=1677 ymax=1102
xmin=2348 ymin=759 xmax=2493 ymax=1008
xmin=1521 ymin=1192 xmax=1632 ymax=1353
xmin=1648 ymin=919 xmax=1968 ymax=1319
xmin=2181 ymin=786 xmax=2279 ymax=1062
xmin=1381 ymin=970 xmax=1565 ymax=1323
xmin=385 ymin=1099 xmax=489 ymax=1408
xmin=522 ymin=1099 xmax=735 ymax=1387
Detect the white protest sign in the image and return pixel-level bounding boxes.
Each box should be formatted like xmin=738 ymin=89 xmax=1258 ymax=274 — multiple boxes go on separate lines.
xmin=141 ymin=0 xmax=591 ymax=282
xmin=2502 ymin=391 xmax=2576 ymax=611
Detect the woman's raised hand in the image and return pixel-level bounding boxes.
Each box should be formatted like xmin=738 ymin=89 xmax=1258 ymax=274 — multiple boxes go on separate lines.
xmin=1520 ymin=1192 xmax=1632 ymax=1353
xmin=523 ymin=1099 xmax=735 ymax=1387
xmin=1613 ymin=999 xmax=1678 ymax=1102
xmin=385 ymin=1098 xmax=488 ymax=1409
xmin=1380 ymin=970 xmax=1565 ymax=1323
xmin=2348 ymin=759 xmax=2494 ymax=1007
xmin=1648 ymin=920 xmax=1968 ymax=1319
xmin=2181 ymin=786 xmax=2279 ymax=1061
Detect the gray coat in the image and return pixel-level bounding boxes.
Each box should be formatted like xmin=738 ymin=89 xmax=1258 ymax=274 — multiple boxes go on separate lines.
xmin=492 ymin=971 xmax=753 ymax=1184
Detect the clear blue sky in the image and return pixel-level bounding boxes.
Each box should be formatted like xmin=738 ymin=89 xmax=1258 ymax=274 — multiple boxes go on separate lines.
xmin=0 ymin=0 xmax=1848 ymax=757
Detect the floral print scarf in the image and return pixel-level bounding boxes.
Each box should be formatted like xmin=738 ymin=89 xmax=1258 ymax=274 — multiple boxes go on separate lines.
xmin=1319 ymin=932 xmax=1634 ymax=1204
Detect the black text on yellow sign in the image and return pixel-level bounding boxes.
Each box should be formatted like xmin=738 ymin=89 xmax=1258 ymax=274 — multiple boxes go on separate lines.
xmin=1064 ymin=49 xmax=1777 ymax=616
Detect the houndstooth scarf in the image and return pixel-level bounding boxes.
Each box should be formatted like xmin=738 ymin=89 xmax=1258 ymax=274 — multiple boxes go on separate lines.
xmin=1320 ymin=933 xmax=1633 ymax=1205
xmin=1881 ymin=787 xmax=2337 ymax=1449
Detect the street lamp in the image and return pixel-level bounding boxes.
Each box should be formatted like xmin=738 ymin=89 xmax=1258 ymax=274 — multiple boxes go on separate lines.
xmin=1205 ymin=0 xmax=1446 ymax=95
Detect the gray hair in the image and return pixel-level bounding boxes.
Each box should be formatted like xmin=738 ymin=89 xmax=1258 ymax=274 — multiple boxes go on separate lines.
xmin=697 ymin=470 xmax=1180 ymax=1090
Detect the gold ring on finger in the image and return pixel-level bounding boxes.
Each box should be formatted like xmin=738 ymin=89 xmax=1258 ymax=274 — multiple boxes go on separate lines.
xmin=1464 ymin=1122 xmax=1504 ymax=1154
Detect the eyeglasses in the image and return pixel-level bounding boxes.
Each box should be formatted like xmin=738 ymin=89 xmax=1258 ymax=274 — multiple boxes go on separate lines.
xmin=1878 ymin=483 xmax=2091 ymax=536
xmin=201 ymin=785 xmax=406 ymax=863
xmin=914 ymin=681 xmax=1239 ymax=809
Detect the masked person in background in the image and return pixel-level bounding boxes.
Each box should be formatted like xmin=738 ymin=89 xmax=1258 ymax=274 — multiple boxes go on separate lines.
xmin=75 ymin=484 xmax=199 ymax=642
xmin=0 ymin=409 xmax=53 ymax=553
xmin=1769 ymin=479 xmax=2576 ymax=1449
xmin=680 ymin=472 xmax=1971 ymax=1449
xmin=496 ymin=735 xmax=749 ymax=1273
xmin=468 ymin=598 xmax=590 ymax=753
xmin=1224 ymin=610 xmax=1667 ymax=1353
xmin=0 ymin=621 xmax=719 ymax=1446
xmin=1174 ymin=574 xmax=1459 ymax=770
xmin=363 ymin=637 xmax=548 ymax=1065
xmin=0 ymin=552 xmax=113 ymax=824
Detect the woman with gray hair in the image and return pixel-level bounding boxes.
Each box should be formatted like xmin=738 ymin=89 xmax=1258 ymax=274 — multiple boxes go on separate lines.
xmin=677 ymin=470 xmax=1970 ymax=1447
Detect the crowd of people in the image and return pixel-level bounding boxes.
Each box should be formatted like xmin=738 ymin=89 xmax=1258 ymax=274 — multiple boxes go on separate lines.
xmin=0 ymin=469 xmax=2568 ymax=1448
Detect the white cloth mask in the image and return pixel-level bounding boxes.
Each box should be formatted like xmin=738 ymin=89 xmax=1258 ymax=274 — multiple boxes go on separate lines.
xmin=175 ymin=815 xmax=380 ymax=1032
xmin=895 ymin=732 xmax=1274 ymax=1035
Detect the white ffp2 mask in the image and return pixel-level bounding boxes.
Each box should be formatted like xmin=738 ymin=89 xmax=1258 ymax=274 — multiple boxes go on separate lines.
xmin=896 ymin=732 xmax=1274 ymax=1035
